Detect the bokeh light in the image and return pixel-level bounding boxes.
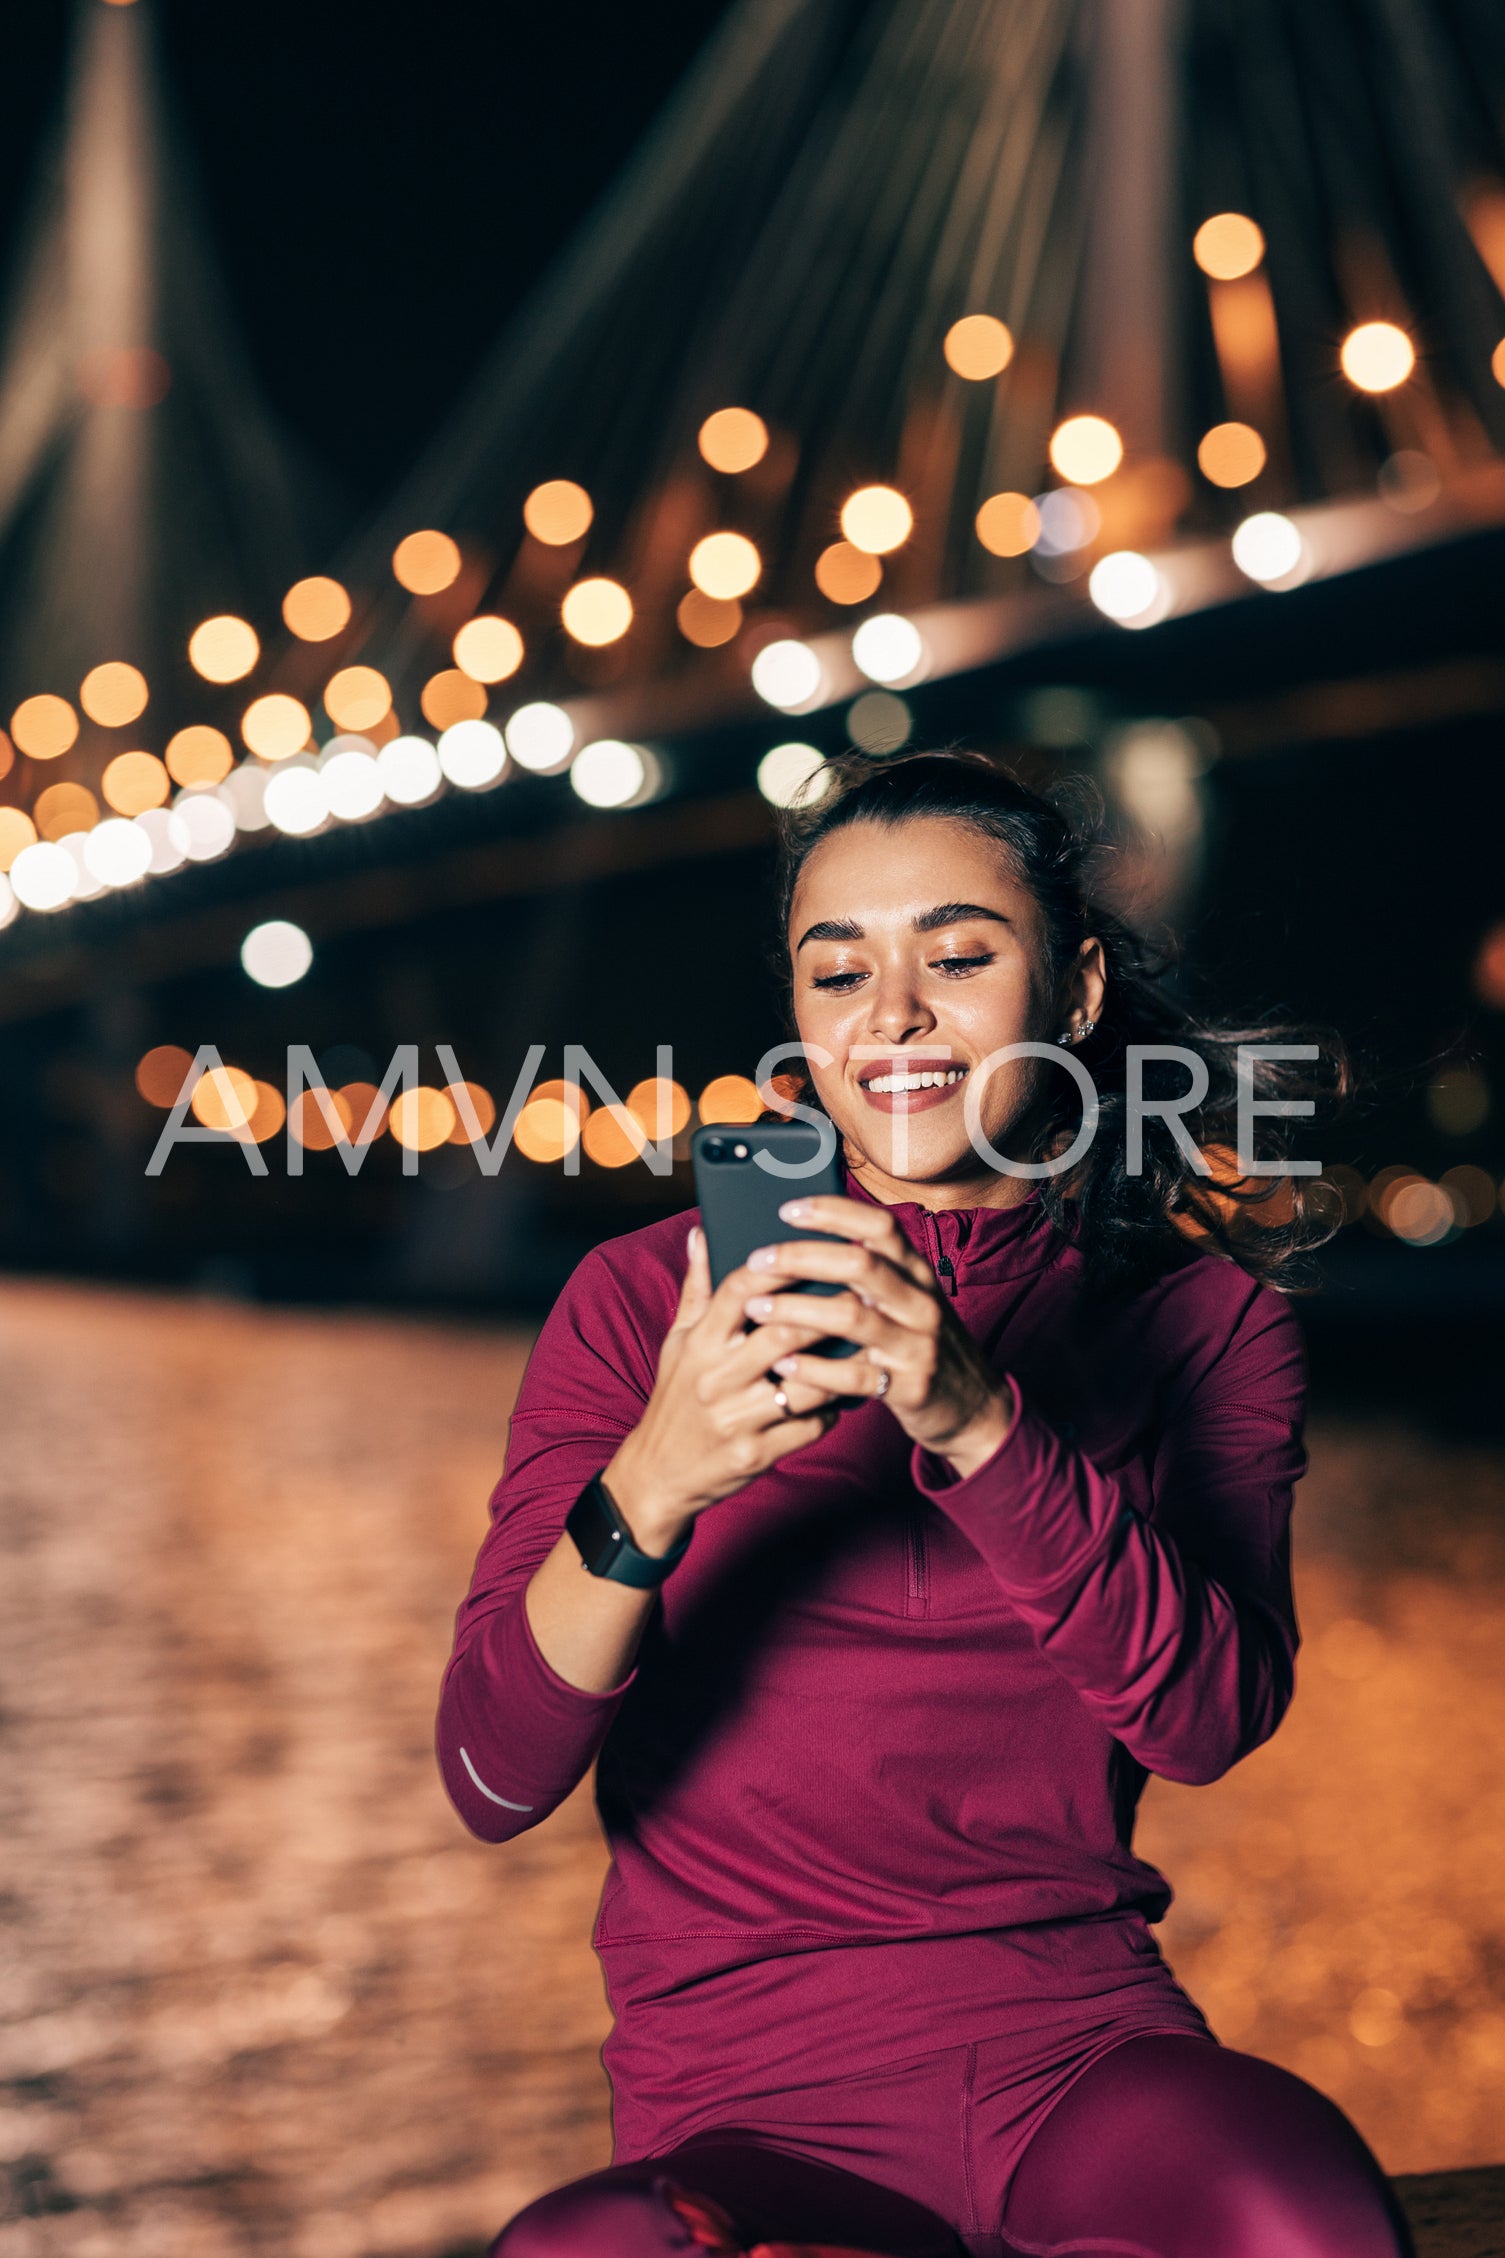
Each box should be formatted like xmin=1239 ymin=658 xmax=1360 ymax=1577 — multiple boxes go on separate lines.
xmin=262 ymin=764 xmax=329 ymax=836
xmin=1341 ymin=322 xmax=1415 ymax=393
xmin=1440 ymin=1163 xmax=1497 ymax=1226
xmin=83 ymin=818 xmax=152 ymax=888
xmin=677 ymin=589 xmax=743 ymax=646
xmin=505 ymin=702 xmax=575 ymax=771
xmin=165 ymin=724 xmax=233 ymax=787
xmin=420 ymin=669 xmax=487 ymax=730
xmin=975 ymin=492 xmax=1041 ymax=557
xmin=35 ymin=781 xmax=99 ymax=840
xmin=1378 ymin=450 xmax=1441 ymax=513
xmin=840 ymin=486 xmax=913 ymax=555
xmin=698 ymin=1074 xmax=763 ymax=1124
xmin=847 ymin=690 xmax=911 ymax=753
xmin=1048 ymin=415 xmax=1123 ymax=484
xmin=339 ymin=1084 xmax=389 ymax=1143
xmin=1472 ymin=922 xmax=1505 ymax=1009
xmin=851 ymin=613 xmax=923 ymax=684
xmin=80 ymin=661 xmax=148 ymax=727
xmin=1197 ymin=422 xmax=1267 ymax=488
xmin=453 ymin=616 xmax=524 ymax=683
xmin=445 ymin=1083 xmax=497 ymax=1144
xmin=290 ymin=1088 xmax=354 ymax=1152
xmin=241 ymin=693 xmax=311 ymax=761
xmin=943 ymin=314 xmax=1014 ymax=380
xmin=59 ymin=833 xmax=104 ymax=904
xmin=102 ymin=750 xmax=169 ymax=815
xmin=751 ymin=638 xmax=823 ymax=710
xmin=1387 ymin=1177 xmax=1455 ymax=1247
xmin=1088 ymin=550 xmax=1164 ymax=625
xmin=582 ymin=1103 xmax=648 ymax=1168
xmin=523 ymin=480 xmax=593 ymax=545
xmin=392 ymin=530 xmax=461 ymax=594
xmin=627 ymin=1078 xmax=691 ymax=1139
xmin=7 ymin=840 xmax=75 ymax=911
xmin=0 ymin=728 xmax=11 ymax=782
xmin=561 ymin=577 xmax=633 ymax=646
xmin=0 ymin=807 xmax=39 ymax=871
xmin=570 ymin=739 xmax=649 ymax=808
xmin=689 ymin=531 xmax=761 ymax=601
xmin=323 ymin=666 xmax=391 ymax=732
xmin=1033 ymin=487 xmax=1100 ymax=555
xmin=244 ymin=1083 xmax=287 ymax=1144
xmin=134 ymin=807 xmax=190 ymax=871
xmin=135 ymin=1044 xmax=194 ymax=1107
xmin=378 ymin=734 xmax=442 ymax=805
xmin=437 ymin=719 xmax=507 ymax=789
xmin=191 ymin=1064 xmax=258 ymax=1134
xmin=320 ymin=744 xmax=385 ymax=821
xmin=11 ymin=694 xmax=79 ymax=760
xmin=814 ymin=542 xmax=883 ymax=603
xmin=698 ymin=408 xmax=769 ymax=474
xmin=283 ymin=577 xmax=352 ymax=641
xmin=189 ymin=615 xmax=259 ymax=683
xmin=1232 ymin=510 xmax=1304 ymax=583
xmin=1193 ymin=213 xmax=1265 ymax=280
xmin=1493 ymin=339 xmax=1505 ymax=390
xmin=757 ymin=742 xmax=828 ymax=808
xmin=389 ymin=1087 xmax=457 ymax=1152
xmin=217 ymin=767 xmax=268 ymax=833
xmin=172 ymin=790 xmax=235 ymax=861
xmin=514 ymin=1090 xmax=584 ymax=1163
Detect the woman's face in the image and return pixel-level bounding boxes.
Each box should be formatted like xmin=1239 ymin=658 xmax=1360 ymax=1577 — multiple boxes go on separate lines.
xmin=787 ymin=815 xmax=1102 ymax=1204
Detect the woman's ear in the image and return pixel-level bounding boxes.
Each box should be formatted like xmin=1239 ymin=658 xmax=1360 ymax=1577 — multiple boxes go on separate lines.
xmin=1073 ymin=936 xmax=1108 ymax=1026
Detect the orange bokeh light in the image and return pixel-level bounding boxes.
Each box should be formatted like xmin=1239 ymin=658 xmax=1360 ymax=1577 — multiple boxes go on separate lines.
xmin=1048 ymin=415 xmax=1123 ymax=485
xmin=688 ymin=532 xmax=761 ymax=601
xmin=1193 ymin=213 xmax=1266 ymax=280
xmin=392 ymin=530 xmax=462 ymax=594
xmin=582 ymin=1102 xmax=648 ymax=1168
xmin=814 ymin=542 xmax=883 ymax=603
xmin=698 ymin=408 xmax=769 ymax=474
xmin=0 ymin=807 xmax=39 ymax=871
xmin=283 ymin=576 xmax=352 ymax=641
xmin=241 ymin=694 xmax=312 ymax=762
xmin=943 ymin=314 xmax=1014 ymax=380
xmin=135 ymin=1045 xmax=195 ymax=1108
xmin=102 ymin=750 xmax=169 ymax=815
xmin=698 ymin=1073 xmax=763 ymax=1124
xmin=452 ymin=616 xmax=524 ymax=684
xmin=35 ymin=781 xmax=99 ymax=840
xmin=627 ymin=1078 xmax=691 ymax=1139
xmin=513 ymin=1096 xmax=582 ymax=1163
xmin=420 ymin=670 xmax=487 ymax=730
xmin=974 ymin=492 xmax=1041 ymax=557
xmin=323 ymin=666 xmax=392 ymax=732
xmin=290 ymin=1088 xmax=354 ymax=1151
xmin=189 ymin=615 xmax=259 ymax=683
xmin=80 ymin=661 xmax=148 ymax=727
xmin=191 ymin=1064 xmax=258 ymax=1133
xmin=445 ymin=1082 xmax=497 ymax=1143
xmin=11 ymin=694 xmax=79 ymax=760
xmin=1340 ymin=322 xmax=1415 ymax=394
xmin=388 ymin=1087 xmax=457 ymax=1151
xmin=561 ymin=577 xmax=633 ymax=646
xmin=165 ymin=725 xmax=234 ymax=787
xmin=523 ymin=480 xmax=593 ymax=545
xmin=1197 ymin=422 xmax=1267 ymax=487
xmin=676 ymin=589 xmax=742 ymax=647
xmin=839 ymin=486 xmax=913 ymax=556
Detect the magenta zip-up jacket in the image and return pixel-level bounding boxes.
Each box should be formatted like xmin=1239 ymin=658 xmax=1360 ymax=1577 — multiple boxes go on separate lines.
xmin=436 ymin=1184 xmax=1306 ymax=2136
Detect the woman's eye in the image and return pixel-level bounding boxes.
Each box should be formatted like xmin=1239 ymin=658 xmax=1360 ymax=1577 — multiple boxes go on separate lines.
xmin=810 ymin=970 xmax=866 ymax=991
xmin=934 ymin=952 xmax=994 ymax=975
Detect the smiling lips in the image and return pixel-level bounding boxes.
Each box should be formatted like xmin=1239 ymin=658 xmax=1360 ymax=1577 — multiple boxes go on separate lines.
xmin=857 ymin=1061 xmax=969 ymax=1115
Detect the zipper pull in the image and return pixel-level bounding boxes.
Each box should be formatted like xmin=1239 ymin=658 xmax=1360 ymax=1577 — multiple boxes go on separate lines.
xmin=935 ymin=1253 xmax=957 ymax=1296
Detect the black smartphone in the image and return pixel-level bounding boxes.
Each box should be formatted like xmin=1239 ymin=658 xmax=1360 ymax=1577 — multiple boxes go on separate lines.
xmin=691 ymin=1119 xmax=859 ymax=1359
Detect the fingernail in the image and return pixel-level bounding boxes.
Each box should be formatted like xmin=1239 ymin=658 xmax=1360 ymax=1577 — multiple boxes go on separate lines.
xmin=779 ymin=1200 xmax=811 ymax=1220
xmin=772 ymin=1355 xmax=799 ymax=1374
xmin=747 ymin=1246 xmax=778 ymax=1271
xmin=746 ymin=1295 xmax=776 ymax=1319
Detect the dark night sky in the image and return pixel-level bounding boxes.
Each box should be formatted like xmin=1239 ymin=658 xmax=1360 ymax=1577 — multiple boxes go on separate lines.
xmin=3 ymin=1 xmax=735 ymax=508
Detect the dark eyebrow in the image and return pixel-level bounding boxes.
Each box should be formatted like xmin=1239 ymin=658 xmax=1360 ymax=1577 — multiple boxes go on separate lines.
xmin=795 ymin=903 xmax=1012 ymax=951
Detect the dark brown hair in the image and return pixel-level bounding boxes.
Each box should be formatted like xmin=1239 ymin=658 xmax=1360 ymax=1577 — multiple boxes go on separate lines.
xmin=775 ymin=748 xmax=1349 ymax=1295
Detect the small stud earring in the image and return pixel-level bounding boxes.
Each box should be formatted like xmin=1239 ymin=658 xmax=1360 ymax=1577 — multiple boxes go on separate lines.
xmin=1056 ymin=1017 xmax=1097 ymax=1046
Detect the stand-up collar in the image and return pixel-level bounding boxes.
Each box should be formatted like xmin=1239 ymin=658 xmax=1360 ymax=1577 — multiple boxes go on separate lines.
xmin=844 ymin=1171 xmax=1065 ymax=1281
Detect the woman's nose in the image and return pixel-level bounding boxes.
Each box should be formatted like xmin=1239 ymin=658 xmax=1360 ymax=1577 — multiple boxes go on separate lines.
xmin=863 ymin=971 xmax=935 ymax=1044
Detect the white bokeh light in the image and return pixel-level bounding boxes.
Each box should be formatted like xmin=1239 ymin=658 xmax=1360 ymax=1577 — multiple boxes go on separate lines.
xmin=851 ymin=613 xmax=924 ymax=684
xmin=173 ymin=788 xmax=237 ymax=860
xmin=438 ymin=719 xmax=507 ymax=789
xmin=378 ymin=734 xmax=442 ymax=805
xmin=134 ymin=807 xmax=191 ymax=872
xmin=217 ymin=764 xmax=270 ymax=832
xmin=1033 ymin=488 xmax=1101 ymax=555
xmin=504 ymin=702 xmax=575 ymax=772
xmin=751 ymin=639 xmax=824 ymax=711
xmin=241 ymin=918 xmax=313 ymax=989
xmin=262 ymin=763 xmax=329 ymax=837
xmin=84 ymin=817 xmax=153 ymax=888
xmin=1088 ymin=551 xmax=1165 ymax=627
xmin=321 ymin=746 xmax=386 ymax=821
xmin=0 ymin=871 xmax=15 ymax=929
xmin=756 ymin=743 xmax=829 ymax=808
xmin=570 ymin=739 xmax=650 ymax=808
xmin=1232 ymin=511 xmax=1304 ymax=584
xmin=8 ymin=840 xmax=77 ymax=912
xmin=58 ymin=833 xmax=106 ymax=901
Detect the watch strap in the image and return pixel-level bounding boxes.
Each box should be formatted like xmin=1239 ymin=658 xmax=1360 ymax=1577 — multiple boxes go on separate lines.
xmin=566 ymin=1474 xmax=692 ymax=1588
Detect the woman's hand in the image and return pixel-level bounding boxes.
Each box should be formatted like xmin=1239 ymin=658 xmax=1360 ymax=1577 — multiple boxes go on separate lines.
xmin=602 ymin=1226 xmax=840 ymax=1554
xmin=740 ymin=1195 xmax=1015 ymax=1479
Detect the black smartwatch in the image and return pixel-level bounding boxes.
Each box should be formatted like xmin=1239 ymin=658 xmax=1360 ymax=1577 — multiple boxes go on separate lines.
xmin=566 ymin=1474 xmax=692 ymax=1588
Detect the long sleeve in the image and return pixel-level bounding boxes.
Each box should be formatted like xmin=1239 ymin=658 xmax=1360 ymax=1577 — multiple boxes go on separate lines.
xmin=435 ymin=1237 xmax=670 ymax=1843
xmin=913 ymin=1274 xmax=1307 ymax=1787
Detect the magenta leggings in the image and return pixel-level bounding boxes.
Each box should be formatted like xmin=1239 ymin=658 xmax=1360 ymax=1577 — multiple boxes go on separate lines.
xmin=491 ymin=2035 xmax=1414 ymax=2258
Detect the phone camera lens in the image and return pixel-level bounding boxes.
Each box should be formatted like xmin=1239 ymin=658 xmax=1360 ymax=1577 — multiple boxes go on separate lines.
xmin=703 ymin=1137 xmax=728 ymax=1163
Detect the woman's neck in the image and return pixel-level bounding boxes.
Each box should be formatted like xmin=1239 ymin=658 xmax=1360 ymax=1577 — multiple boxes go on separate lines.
xmin=845 ymin=1149 xmax=1035 ymax=1212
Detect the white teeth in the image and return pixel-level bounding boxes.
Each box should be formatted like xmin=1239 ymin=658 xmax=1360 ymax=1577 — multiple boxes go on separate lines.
xmin=866 ymin=1067 xmax=966 ymax=1094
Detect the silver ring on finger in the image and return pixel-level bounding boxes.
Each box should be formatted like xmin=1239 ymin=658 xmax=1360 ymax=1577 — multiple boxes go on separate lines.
xmin=772 ymin=1384 xmax=794 ymax=1418
xmin=872 ymin=1365 xmax=891 ymax=1400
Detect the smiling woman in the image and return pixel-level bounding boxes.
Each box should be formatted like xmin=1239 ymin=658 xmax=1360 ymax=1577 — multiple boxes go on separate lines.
xmin=438 ymin=753 xmax=1408 ymax=2258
